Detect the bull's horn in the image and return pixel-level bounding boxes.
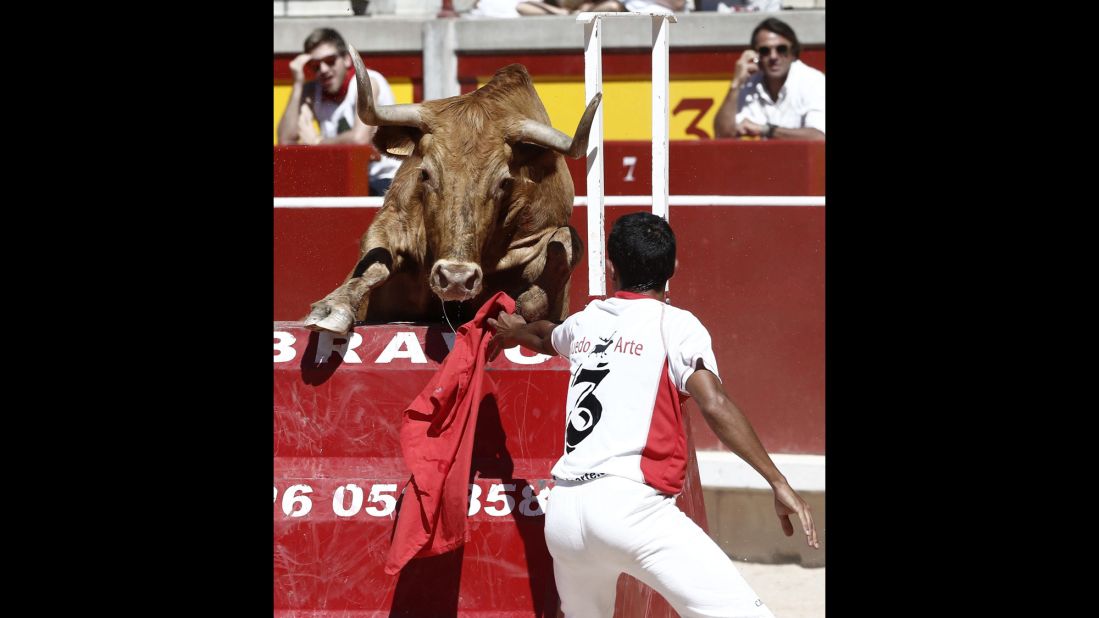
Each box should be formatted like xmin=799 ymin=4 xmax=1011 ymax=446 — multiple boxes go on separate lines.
xmin=516 ymin=93 xmax=602 ymax=159
xmin=348 ymin=43 xmax=424 ymax=129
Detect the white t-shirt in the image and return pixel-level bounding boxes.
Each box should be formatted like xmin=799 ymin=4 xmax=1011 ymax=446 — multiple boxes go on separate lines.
xmin=735 ymin=59 xmax=826 ymax=134
xmin=312 ymin=67 xmax=402 ymax=181
xmin=549 ymin=292 xmax=720 ymax=494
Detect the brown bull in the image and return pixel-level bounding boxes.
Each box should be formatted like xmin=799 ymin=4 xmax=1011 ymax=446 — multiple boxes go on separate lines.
xmin=303 ymin=46 xmax=601 ymax=334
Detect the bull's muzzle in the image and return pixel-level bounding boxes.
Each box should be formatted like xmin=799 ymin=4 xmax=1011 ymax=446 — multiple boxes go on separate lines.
xmin=430 ymin=260 xmax=483 ymax=302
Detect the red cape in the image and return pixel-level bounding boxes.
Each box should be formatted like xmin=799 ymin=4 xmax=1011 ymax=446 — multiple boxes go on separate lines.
xmin=384 ymin=291 xmax=516 ymax=575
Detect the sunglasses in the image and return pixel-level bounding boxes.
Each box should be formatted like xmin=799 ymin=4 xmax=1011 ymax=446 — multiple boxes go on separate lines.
xmin=756 ymin=45 xmax=791 ymax=57
xmin=305 ymin=54 xmax=341 ymax=73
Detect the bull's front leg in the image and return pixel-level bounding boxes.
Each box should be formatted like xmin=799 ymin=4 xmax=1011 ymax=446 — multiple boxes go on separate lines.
xmin=303 ymin=246 xmax=393 ymax=334
xmin=516 ymin=225 xmax=582 ymax=322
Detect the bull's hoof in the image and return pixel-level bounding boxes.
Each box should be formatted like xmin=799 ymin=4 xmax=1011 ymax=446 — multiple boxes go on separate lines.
xmin=303 ymin=304 xmax=331 ymax=327
xmin=304 ymin=305 xmax=354 ymax=334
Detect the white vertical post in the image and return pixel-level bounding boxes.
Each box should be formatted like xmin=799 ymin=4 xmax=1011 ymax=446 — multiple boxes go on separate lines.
xmin=584 ymin=17 xmax=606 ymax=297
xmin=578 ymin=10 xmax=674 ymax=299
xmin=651 ymin=15 xmax=671 ymax=223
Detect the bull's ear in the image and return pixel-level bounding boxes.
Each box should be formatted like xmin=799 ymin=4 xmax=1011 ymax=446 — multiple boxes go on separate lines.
xmin=374 ymin=126 xmax=422 ymax=159
xmin=509 ymin=141 xmax=557 ymax=168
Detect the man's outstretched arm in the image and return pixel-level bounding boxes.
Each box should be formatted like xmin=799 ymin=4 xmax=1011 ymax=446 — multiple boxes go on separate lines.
xmin=685 ymin=365 xmax=820 ymax=549
xmin=487 ymin=311 xmax=558 ymax=360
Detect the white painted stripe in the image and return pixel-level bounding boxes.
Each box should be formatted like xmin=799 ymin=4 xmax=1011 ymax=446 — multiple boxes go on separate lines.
xmin=273 ymin=195 xmax=826 ymax=208
xmin=696 ymin=452 xmax=825 ymax=492
xmin=588 ymin=195 xmax=825 ymax=206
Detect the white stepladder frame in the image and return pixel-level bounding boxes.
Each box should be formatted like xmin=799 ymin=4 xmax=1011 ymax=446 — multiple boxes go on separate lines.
xmin=576 ymin=10 xmax=676 ymax=298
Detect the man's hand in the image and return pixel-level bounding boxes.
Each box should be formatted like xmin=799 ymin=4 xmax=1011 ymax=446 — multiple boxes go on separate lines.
xmin=736 ymin=119 xmax=766 ymax=137
xmin=297 ymin=104 xmax=320 ymax=145
xmin=732 ymin=49 xmax=760 ymax=89
xmin=486 ymin=311 xmax=528 ymax=361
xmin=289 ymin=53 xmax=312 ymax=84
xmin=771 ymin=479 xmax=820 ymax=549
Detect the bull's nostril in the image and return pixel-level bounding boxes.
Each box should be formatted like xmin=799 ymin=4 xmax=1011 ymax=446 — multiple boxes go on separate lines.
xmin=435 ymin=263 xmax=480 ymax=294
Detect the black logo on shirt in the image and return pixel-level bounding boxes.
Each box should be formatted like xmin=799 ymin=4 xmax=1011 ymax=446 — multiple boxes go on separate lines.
xmin=565 ymin=333 xmax=615 ymax=453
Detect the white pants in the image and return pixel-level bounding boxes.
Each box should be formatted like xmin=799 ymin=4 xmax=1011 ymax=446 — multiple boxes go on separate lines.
xmin=544 ymin=475 xmax=775 ymax=618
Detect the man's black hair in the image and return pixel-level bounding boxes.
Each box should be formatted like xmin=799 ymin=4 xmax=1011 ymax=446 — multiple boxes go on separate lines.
xmin=751 ymin=17 xmax=801 ymax=59
xmin=607 ymin=212 xmax=676 ymax=293
xmin=304 ymin=28 xmax=348 ymax=55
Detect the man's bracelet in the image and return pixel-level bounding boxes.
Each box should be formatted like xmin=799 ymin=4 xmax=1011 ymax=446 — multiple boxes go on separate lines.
xmin=765 ymin=123 xmax=777 ymax=138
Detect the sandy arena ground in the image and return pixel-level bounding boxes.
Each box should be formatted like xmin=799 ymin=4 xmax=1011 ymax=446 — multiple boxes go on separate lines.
xmin=736 ymin=562 xmax=825 ymax=618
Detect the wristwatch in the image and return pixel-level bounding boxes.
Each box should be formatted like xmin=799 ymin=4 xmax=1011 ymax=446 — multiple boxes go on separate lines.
xmin=765 ymin=123 xmax=777 ymax=139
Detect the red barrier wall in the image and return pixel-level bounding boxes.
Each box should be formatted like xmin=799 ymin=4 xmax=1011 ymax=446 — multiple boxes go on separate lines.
xmin=274 ymin=324 xmax=708 ymax=617
xmin=273 ymin=145 xmax=378 ymax=197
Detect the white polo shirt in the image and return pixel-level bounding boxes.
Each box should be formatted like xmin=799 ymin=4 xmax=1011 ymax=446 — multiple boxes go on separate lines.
xmin=549 ymin=292 xmax=720 ymax=494
xmin=735 ymin=59 xmax=826 ymax=134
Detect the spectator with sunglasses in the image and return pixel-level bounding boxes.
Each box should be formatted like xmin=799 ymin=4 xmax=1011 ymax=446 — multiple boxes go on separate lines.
xmin=277 ymin=28 xmax=400 ymax=195
xmin=713 ymin=17 xmax=825 ymax=140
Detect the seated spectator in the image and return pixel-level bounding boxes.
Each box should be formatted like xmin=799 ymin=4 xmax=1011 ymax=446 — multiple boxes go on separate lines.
xmin=568 ymin=0 xmax=684 ymax=12
xmin=713 ymin=17 xmax=825 ymax=140
xmin=619 ymin=0 xmax=684 ymax=13
xmin=517 ymin=0 xmax=572 ymax=14
xmin=558 ymin=0 xmax=624 ymax=12
xmin=703 ymin=0 xmax=781 ymax=11
xmin=276 ymin=28 xmax=400 ymax=195
xmin=469 ymin=0 xmax=684 ymax=15
xmin=470 ymin=0 xmax=621 ymax=15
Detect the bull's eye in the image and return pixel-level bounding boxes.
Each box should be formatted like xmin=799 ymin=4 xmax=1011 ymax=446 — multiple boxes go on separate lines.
xmin=420 ymin=168 xmax=430 ymax=183
xmin=499 ymin=177 xmax=513 ymax=193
